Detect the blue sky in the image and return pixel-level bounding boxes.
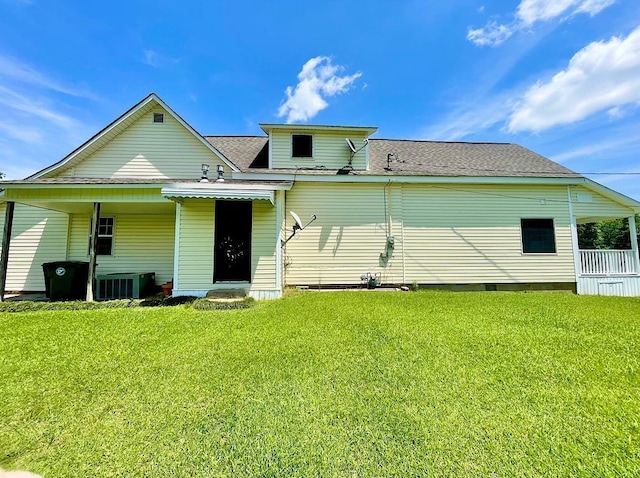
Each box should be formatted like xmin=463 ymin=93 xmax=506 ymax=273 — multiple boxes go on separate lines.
xmin=1 ymin=0 xmax=640 ymax=200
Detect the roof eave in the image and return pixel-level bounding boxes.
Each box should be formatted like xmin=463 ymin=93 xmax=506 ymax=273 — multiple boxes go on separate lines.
xmin=259 ymin=123 xmax=378 ymax=135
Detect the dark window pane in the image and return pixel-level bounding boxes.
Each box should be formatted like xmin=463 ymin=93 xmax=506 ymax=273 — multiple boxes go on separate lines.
xmin=88 ymin=217 xmax=115 ymax=255
xmin=292 ymin=134 xmax=312 ymax=157
xmin=153 ymin=113 xmax=164 ymax=123
xmin=521 ymin=219 xmax=556 ymax=253
xmin=96 ymin=237 xmax=113 ymax=256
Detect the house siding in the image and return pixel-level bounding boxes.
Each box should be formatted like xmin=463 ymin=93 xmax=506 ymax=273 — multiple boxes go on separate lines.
xmin=284 ymin=182 xmax=404 ymax=286
xmin=284 ymin=182 xmax=576 ymax=286
xmin=271 ymin=130 xmax=368 ymax=170
xmin=176 ymin=199 xmax=277 ymax=295
xmin=67 ymin=213 xmax=175 ymax=285
xmin=572 ymin=186 xmax=635 ymax=221
xmin=5 ymin=187 xmax=166 ymax=204
xmin=56 ymin=106 xmax=226 ymax=179
xmin=176 ymin=200 xmax=214 ymax=290
xmin=252 ymin=200 xmax=277 ymax=290
xmin=401 ymin=184 xmax=574 ymax=284
xmin=0 ymin=204 xmax=69 ymax=291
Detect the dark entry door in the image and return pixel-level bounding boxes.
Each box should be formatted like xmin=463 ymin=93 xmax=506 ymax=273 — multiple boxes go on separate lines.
xmin=214 ymin=200 xmax=252 ymax=282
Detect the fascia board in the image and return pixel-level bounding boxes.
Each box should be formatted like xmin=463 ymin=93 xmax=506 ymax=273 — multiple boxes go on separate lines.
xmin=232 ymin=172 xmax=584 ymax=185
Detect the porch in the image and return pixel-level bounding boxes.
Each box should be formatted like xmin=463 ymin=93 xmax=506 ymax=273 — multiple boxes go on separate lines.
xmin=0 ymin=179 xmax=291 ymax=301
xmin=577 ymin=249 xmax=640 ymax=296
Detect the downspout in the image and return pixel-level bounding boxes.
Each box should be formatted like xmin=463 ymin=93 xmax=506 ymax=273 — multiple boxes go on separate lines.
xmin=384 ymin=180 xmax=392 ymax=237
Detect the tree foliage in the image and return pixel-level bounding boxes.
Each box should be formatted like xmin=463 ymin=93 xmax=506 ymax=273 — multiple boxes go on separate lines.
xmin=577 ymin=215 xmax=639 ymax=249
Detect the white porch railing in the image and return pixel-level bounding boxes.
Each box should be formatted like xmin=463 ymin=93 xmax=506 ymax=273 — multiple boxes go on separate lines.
xmin=579 ymin=250 xmax=639 ymax=275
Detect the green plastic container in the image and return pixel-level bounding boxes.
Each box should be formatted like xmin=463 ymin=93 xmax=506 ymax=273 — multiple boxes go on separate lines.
xmin=42 ymin=261 xmax=89 ymax=301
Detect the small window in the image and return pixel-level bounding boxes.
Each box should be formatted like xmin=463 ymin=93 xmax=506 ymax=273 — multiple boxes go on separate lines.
xmin=153 ymin=113 xmax=164 ymax=123
xmin=521 ymin=218 xmax=556 ymax=254
xmin=292 ymin=134 xmax=312 ymax=157
xmin=88 ymin=217 xmax=115 ymax=256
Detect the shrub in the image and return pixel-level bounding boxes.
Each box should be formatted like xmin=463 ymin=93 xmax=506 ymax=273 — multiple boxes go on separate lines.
xmin=164 ymin=296 xmax=198 ymax=306
xmin=0 ymin=296 xmax=199 ymax=313
xmin=191 ymin=297 xmax=255 ymax=310
xmin=0 ymin=299 xmax=140 ymax=313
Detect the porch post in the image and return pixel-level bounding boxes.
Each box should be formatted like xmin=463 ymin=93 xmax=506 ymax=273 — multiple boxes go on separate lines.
xmin=567 ymin=187 xmax=581 ymax=280
xmin=0 ymin=201 xmax=15 ymax=302
xmin=86 ymin=202 xmax=100 ymax=302
xmin=629 ymin=215 xmax=640 ymax=274
xmin=275 ymin=190 xmax=283 ymax=292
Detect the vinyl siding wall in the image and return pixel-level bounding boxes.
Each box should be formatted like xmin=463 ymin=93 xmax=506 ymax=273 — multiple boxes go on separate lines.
xmin=67 ymin=213 xmax=175 ymax=285
xmin=401 ymin=184 xmax=574 ymax=284
xmin=271 ymin=130 xmax=368 ymax=170
xmin=571 ymin=186 xmax=635 ymax=221
xmin=176 ymin=199 xmax=277 ymax=294
xmin=284 ymin=182 xmax=576 ymax=286
xmin=0 ymin=204 xmax=69 ymax=291
xmin=5 ymin=187 xmax=166 ymax=204
xmin=284 ymin=182 xmax=404 ymax=285
xmin=57 ymin=106 xmax=227 ymax=179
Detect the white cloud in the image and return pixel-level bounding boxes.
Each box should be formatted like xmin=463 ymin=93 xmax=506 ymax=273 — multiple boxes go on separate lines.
xmin=468 ymin=0 xmax=616 ymax=46
xmin=508 ymin=26 xmax=640 ymax=132
xmin=277 ymin=56 xmax=362 ymax=123
xmin=552 ymin=134 xmax=640 ymax=163
xmin=141 ymin=49 xmax=179 ymax=68
xmin=421 ymin=95 xmax=513 ymax=141
xmin=0 ymin=54 xmax=94 ymax=98
xmin=0 ymin=55 xmax=97 ymax=178
xmin=143 ymin=50 xmax=160 ymax=67
xmin=517 ymin=0 xmax=614 ymax=25
xmin=467 ymin=22 xmax=515 ymax=47
xmin=0 ymin=85 xmax=77 ymax=129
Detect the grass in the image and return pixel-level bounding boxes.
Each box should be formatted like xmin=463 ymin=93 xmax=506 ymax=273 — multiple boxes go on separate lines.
xmin=1 ymin=291 xmax=639 ymax=476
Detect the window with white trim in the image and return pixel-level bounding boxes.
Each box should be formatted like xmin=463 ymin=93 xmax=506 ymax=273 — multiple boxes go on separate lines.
xmin=521 ymin=218 xmax=556 ymax=254
xmin=88 ymin=217 xmax=115 ymax=256
xmin=292 ymin=134 xmax=313 ymax=157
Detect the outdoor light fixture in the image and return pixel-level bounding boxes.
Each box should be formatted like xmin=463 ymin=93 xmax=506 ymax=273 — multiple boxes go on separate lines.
xmin=200 ymin=163 xmax=210 ymax=182
xmin=216 ymin=164 xmax=225 ymax=182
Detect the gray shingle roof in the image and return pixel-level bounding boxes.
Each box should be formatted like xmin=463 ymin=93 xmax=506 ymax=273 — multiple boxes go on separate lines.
xmin=204 ymin=136 xmax=581 ymax=178
xmin=0 ymin=177 xmax=291 ymax=187
xmin=205 ymin=136 xmax=268 ymax=170
xmin=368 ymin=139 xmax=580 ymax=177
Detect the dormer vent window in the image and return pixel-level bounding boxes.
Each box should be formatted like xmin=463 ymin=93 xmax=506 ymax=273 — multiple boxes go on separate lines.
xmin=292 ymin=134 xmax=313 ymax=158
xmin=153 ymin=113 xmax=164 ymax=123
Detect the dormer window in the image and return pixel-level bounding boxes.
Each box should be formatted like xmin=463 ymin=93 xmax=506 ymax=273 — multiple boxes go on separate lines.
xmin=292 ymin=134 xmax=313 ymax=157
xmin=153 ymin=113 xmax=164 ymax=123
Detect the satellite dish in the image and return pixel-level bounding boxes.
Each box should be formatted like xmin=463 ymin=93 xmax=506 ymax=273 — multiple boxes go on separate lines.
xmin=346 ymin=138 xmax=357 ymax=154
xmin=290 ymin=211 xmax=303 ymax=230
xmin=282 ymin=211 xmax=317 ymax=246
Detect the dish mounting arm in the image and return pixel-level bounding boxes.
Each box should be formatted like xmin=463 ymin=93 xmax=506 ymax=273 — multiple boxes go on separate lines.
xmin=281 ymin=214 xmax=317 ymax=247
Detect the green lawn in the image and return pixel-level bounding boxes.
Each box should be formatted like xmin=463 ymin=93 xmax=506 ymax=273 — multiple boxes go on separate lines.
xmin=1 ymin=291 xmax=639 ymax=477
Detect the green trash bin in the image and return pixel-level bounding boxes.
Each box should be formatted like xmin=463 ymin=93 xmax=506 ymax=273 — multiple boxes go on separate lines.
xmin=42 ymin=261 xmax=89 ymax=301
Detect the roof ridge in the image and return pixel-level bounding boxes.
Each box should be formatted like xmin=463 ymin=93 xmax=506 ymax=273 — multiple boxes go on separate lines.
xmin=370 ymin=138 xmax=514 ymax=145
xmin=204 ymin=135 xmax=268 ymax=138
